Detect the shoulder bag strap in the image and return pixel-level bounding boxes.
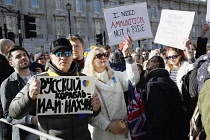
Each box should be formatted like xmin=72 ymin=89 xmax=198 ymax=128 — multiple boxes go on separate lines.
xmin=95 ymin=85 xmax=111 ymax=121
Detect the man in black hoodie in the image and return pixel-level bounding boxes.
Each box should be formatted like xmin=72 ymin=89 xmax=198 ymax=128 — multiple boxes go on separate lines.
xmin=0 ymin=39 xmax=14 ymax=86
xmin=0 ymin=39 xmax=15 ymax=140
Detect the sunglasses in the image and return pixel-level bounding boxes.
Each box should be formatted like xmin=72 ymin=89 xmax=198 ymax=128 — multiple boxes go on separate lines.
xmin=38 ymin=58 xmax=46 ymax=60
xmin=94 ymin=53 xmax=109 ymax=59
xmin=68 ymin=34 xmax=80 ymax=38
xmin=166 ymin=55 xmax=179 ymax=60
xmin=54 ymin=51 xmax=72 ymax=57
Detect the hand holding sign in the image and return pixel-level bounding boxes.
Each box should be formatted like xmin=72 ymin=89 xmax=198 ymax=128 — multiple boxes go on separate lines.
xmin=29 ymin=78 xmax=41 ymax=100
xmin=31 ymin=116 xmax=38 ymax=126
xmin=122 ymin=35 xmax=133 ymax=56
xmin=201 ymin=23 xmax=210 ymax=38
xmin=91 ymin=93 xmax=100 ymax=112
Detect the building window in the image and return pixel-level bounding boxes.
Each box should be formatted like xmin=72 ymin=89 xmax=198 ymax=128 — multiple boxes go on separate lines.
xmin=35 ymin=46 xmax=44 ymax=54
xmin=110 ymin=2 xmax=117 ymax=7
xmin=6 ymin=16 xmax=16 ymax=34
xmin=94 ymin=0 xmax=100 ymax=13
xmin=56 ymin=19 xmax=65 ymax=36
xmin=76 ymin=0 xmax=82 ymax=12
xmin=4 ymin=0 xmax=14 ymax=5
xmin=193 ymin=26 xmax=197 ymax=38
xmin=35 ymin=17 xmax=41 ymax=35
xmin=95 ymin=21 xmax=101 ymax=34
xmin=152 ymin=23 xmax=157 ymax=35
xmin=55 ymin=0 xmax=63 ymax=9
xmin=151 ymin=7 xmax=157 ymax=18
xmin=31 ymin=0 xmax=39 ymax=7
xmin=76 ymin=20 xmax=84 ymax=36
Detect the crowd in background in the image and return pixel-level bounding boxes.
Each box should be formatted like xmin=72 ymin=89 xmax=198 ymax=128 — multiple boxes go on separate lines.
xmin=0 ymin=23 xmax=209 ymax=140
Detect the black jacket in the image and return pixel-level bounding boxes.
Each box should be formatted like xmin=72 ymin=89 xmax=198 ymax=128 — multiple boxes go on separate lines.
xmin=9 ymin=60 xmax=100 ymax=140
xmin=145 ymin=68 xmax=188 ymax=140
xmin=0 ymin=54 xmax=14 ymax=86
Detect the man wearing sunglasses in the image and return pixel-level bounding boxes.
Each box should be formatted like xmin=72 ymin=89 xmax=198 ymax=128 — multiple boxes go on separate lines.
xmin=8 ymin=38 xmax=101 ymax=140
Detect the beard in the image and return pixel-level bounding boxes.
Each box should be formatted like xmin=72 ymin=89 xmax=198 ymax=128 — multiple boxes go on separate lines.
xmin=19 ymin=62 xmax=30 ymax=69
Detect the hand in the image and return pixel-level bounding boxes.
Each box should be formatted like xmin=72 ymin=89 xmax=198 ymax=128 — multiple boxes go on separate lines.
xmin=122 ymin=35 xmax=133 ymax=56
xmin=201 ymin=23 xmax=209 ymax=38
xmin=31 ymin=116 xmax=38 ymax=126
xmin=185 ymin=39 xmax=194 ymax=59
xmin=107 ymin=120 xmax=125 ymax=134
xmin=185 ymin=39 xmax=191 ymax=51
xmin=29 ymin=79 xmax=40 ymax=100
xmin=35 ymin=67 xmax=42 ymax=73
xmin=91 ymin=93 xmax=100 ymax=111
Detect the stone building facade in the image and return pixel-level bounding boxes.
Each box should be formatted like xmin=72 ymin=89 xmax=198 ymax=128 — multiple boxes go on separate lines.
xmin=0 ymin=0 xmax=208 ymax=53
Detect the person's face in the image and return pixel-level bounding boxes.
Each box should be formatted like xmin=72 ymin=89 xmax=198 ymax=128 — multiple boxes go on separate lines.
xmin=167 ymin=51 xmax=180 ymax=66
xmin=92 ymin=49 xmax=109 ymax=73
xmin=137 ymin=65 xmax=142 ymax=75
xmin=50 ymin=49 xmax=73 ymax=72
xmin=70 ymin=39 xmax=85 ymax=60
xmin=44 ymin=54 xmax=50 ymax=60
xmin=103 ymin=48 xmax=111 ymax=59
xmin=136 ymin=56 xmax=144 ymax=64
xmin=37 ymin=56 xmax=46 ymax=65
xmin=9 ymin=50 xmax=30 ymax=70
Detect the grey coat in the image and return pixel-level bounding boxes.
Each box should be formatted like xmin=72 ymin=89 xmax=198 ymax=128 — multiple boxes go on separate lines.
xmin=0 ymin=71 xmax=36 ymax=139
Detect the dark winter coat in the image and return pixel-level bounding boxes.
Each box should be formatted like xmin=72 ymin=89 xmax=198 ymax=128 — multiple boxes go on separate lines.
xmin=144 ymin=68 xmax=188 ymax=140
xmin=0 ymin=54 xmax=14 ymax=86
xmin=0 ymin=71 xmax=36 ymax=140
xmin=9 ymin=60 xmax=100 ymax=140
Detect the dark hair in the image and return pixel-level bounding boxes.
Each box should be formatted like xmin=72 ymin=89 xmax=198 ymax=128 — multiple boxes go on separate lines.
xmin=146 ymin=56 xmax=165 ymax=72
xmin=101 ymin=45 xmax=111 ymax=51
xmin=6 ymin=45 xmax=29 ymax=61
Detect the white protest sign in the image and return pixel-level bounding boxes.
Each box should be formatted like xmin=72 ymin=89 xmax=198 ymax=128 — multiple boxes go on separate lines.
xmin=207 ymin=0 xmax=210 ymax=26
xmin=154 ymin=10 xmax=195 ymax=50
xmin=37 ymin=76 xmax=95 ymax=115
xmin=103 ymin=2 xmax=153 ymax=45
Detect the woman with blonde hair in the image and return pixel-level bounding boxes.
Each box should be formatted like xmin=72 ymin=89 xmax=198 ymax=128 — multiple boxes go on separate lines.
xmin=83 ymin=36 xmax=139 ymax=140
xmin=165 ymin=40 xmax=195 ymax=91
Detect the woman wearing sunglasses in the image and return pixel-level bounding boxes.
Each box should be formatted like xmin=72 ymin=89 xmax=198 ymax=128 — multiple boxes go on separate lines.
xmin=83 ymin=36 xmax=139 ymax=140
xmin=165 ymin=40 xmax=195 ymax=92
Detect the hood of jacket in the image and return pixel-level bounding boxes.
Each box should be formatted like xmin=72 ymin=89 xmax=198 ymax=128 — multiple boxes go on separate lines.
xmin=45 ymin=59 xmax=78 ymax=76
xmin=195 ymin=52 xmax=210 ymax=67
xmin=145 ymin=68 xmax=178 ymax=90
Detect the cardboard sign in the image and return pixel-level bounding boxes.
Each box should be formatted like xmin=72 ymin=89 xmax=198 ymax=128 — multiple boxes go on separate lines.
xmin=154 ymin=10 xmax=195 ymax=50
xmin=103 ymin=2 xmax=153 ymax=45
xmin=207 ymin=0 xmax=210 ymax=26
xmin=37 ymin=76 xmax=95 ymax=115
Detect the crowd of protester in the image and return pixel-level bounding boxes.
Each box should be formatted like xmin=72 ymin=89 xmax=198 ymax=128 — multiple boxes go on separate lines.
xmin=0 ymin=23 xmax=209 ymax=140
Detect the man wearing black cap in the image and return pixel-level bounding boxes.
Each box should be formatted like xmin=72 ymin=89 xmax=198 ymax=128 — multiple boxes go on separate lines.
xmin=8 ymin=38 xmax=101 ymax=140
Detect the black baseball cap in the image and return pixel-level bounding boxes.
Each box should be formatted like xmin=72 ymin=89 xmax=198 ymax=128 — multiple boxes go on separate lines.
xmin=50 ymin=38 xmax=72 ymax=54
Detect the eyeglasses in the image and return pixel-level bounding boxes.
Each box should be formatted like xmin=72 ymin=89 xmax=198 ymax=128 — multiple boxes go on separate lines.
xmin=68 ymin=34 xmax=80 ymax=38
xmin=166 ymin=55 xmax=179 ymax=60
xmin=38 ymin=58 xmax=46 ymax=60
xmin=54 ymin=51 xmax=72 ymax=57
xmin=94 ymin=53 xmax=109 ymax=59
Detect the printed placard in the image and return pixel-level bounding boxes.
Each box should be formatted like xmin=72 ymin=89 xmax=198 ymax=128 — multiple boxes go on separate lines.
xmin=103 ymin=2 xmax=153 ymax=45
xmin=37 ymin=76 xmax=95 ymax=115
xmin=207 ymin=0 xmax=210 ymax=26
xmin=154 ymin=9 xmax=195 ymax=50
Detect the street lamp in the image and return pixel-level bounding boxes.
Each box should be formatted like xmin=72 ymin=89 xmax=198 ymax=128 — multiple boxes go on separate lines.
xmin=66 ymin=3 xmax=72 ymax=34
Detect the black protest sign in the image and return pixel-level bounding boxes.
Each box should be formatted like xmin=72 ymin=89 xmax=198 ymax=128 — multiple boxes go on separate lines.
xmin=37 ymin=76 xmax=95 ymax=115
